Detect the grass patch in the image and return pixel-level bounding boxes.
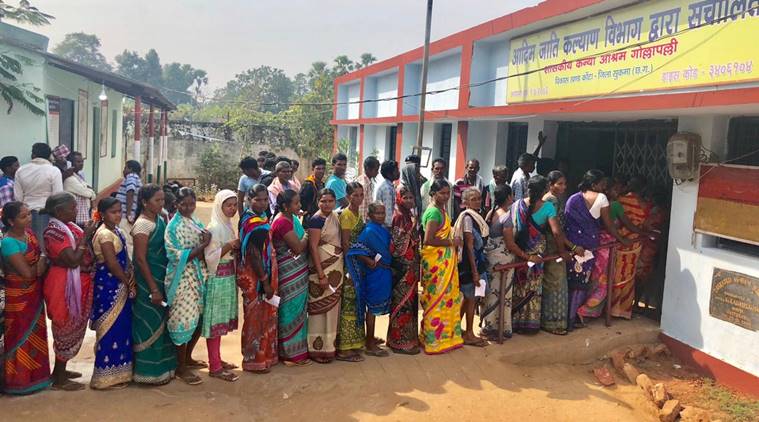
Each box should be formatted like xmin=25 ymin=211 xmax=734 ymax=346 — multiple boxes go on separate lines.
xmin=701 ymin=379 xmax=759 ymax=422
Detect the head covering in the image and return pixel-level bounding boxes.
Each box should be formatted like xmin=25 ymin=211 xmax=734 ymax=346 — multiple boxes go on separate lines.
xmin=404 ymin=154 xmax=421 ymax=165
xmin=400 ymin=163 xmax=422 ymax=219
xmin=204 ymin=189 xmax=238 ymax=275
xmin=53 ymin=144 xmax=70 ymax=162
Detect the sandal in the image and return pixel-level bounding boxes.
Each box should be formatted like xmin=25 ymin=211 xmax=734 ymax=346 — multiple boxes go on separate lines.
xmin=547 ymin=329 xmax=569 ymax=336
xmin=186 ymin=360 xmax=208 ymax=369
xmin=464 ymin=337 xmax=489 ymax=347
xmin=312 ymin=357 xmax=333 ymax=364
xmin=209 ymin=370 xmax=239 ymax=382
xmin=51 ymin=380 xmax=86 ymax=391
xmin=177 ymin=371 xmax=203 ymax=385
xmin=283 ymin=359 xmax=312 ymax=367
xmin=365 ymin=348 xmax=389 ymax=357
xmin=374 ymin=337 xmax=386 ymax=345
xmin=65 ymin=370 xmax=83 ymax=379
xmin=336 ymin=352 xmax=365 ymax=363
xmin=221 ymin=361 xmax=238 ymax=370
xmin=390 ymin=347 xmax=420 ymax=355
xmin=101 ymin=382 xmax=129 ymax=391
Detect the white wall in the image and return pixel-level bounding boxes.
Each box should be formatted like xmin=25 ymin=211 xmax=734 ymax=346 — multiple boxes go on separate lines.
xmin=375 ymin=73 xmax=398 ymax=118
xmin=403 ymin=64 xmax=421 ymax=115
xmin=363 ymin=125 xmax=389 ymax=163
xmin=425 ymin=53 xmax=461 ymax=111
xmin=347 ymin=82 xmax=361 ymax=120
xmin=661 ymin=115 xmax=759 ymax=377
xmin=467 ymin=121 xmax=499 ymax=181
xmin=470 ymin=40 xmax=509 ymax=108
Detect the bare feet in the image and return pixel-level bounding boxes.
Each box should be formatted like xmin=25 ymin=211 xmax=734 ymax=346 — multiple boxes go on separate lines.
xmin=176 ymin=369 xmax=202 ymax=385
xmin=209 ymin=370 xmax=239 ymax=382
xmin=51 ymin=379 xmax=86 ymax=391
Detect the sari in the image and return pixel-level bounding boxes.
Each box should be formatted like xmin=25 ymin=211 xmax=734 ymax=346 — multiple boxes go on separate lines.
xmin=164 ymin=213 xmax=208 ymax=345
xmin=611 ymin=193 xmax=648 ymax=319
xmin=345 ymin=221 xmax=392 ymax=326
xmin=307 ymin=211 xmax=343 ymax=361
xmin=131 ymin=216 xmax=177 ymax=385
xmin=239 ymin=210 xmax=279 ymax=371
xmin=90 ymin=226 xmax=133 ymax=389
xmin=541 ymin=194 xmax=568 ymax=332
xmin=271 ymin=214 xmax=309 ymax=363
xmin=420 ymin=206 xmax=463 ymax=354
xmin=388 ymin=200 xmax=420 ymax=352
xmin=563 ymin=192 xmax=603 ymax=330
xmin=510 ymin=199 xmax=547 ymax=333
xmin=636 ymin=205 xmax=666 ymax=287
xmin=482 ymin=211 xmax=515 ymax=339
xmin=43 ymin=219 xmax=93 ymax=363
xmin=2 ymin=231 xmax=52 ymax=394
xmin=336 ymin=208 xmax=365 ymax=353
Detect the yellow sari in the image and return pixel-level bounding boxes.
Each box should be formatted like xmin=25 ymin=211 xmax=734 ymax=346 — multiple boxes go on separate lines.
xmin=420 ymin=206 xmax=463 ymax=354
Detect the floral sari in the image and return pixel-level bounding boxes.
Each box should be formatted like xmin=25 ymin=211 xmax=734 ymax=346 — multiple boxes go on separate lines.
xmin=388 ymin=201 xmax=420 ymax=352
xmin=271 ymin=214 xmax=309 ymax=363
xmin=164 ymin=214 xmax=208 ymax=345
xmin=307 ymin=211 xmax=343 ymax=361
xmin=238 ymin=210 xmax=279 ymax=371
xmin=43 ymin=219 xmax=93 ymax=363
xmin=420 ymin=206 xmax=463 ymax=354
xmin=336 ymin=208 xmax=365 ymax=353
xmin=2 ymin=231 xmax=52 ymax=394
xmin=510 ymin=199 xmax=547 ymax=333
xmin=132 ymin=216 xmax=177 ymax=385
xmin=482 ymin=211 xmax=515 ymax=339
xmin=611 ymin=193 xmax=648 ymax=319
xmin=90 ymin=227 xmax=133 ymax=389
xmin=540 ymin=194 xmax=567 ymax=332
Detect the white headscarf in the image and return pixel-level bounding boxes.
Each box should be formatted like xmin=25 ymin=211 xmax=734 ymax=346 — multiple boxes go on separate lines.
xmin=204 ymin=189 xmax=238 ymax=275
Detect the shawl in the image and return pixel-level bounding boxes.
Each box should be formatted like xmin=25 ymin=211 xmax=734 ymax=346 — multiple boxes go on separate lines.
xmin=48 ymin=217 xmax=82 ymax=318
xmin=204 ymin=189 xmax=238 ymax=275
xmin=563 ymin=192 xmax=602 ymax=250
xmin=453 ymin=208 xmax=490 ymax=261
xmin=345 ymin=221 xmax=392 ymax=326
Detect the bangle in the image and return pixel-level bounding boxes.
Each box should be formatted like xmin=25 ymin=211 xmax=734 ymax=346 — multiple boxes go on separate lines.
xmin=570 ymin=244 xmax=577 ymax=252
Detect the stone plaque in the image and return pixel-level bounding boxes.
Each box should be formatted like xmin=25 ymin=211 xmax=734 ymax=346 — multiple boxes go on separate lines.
xmin=709 ymin=268 xmax=759 ymax=331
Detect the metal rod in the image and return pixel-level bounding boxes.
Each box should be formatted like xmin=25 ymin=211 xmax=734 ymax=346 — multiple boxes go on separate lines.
xmin=497 ymin=270 xmax=506 ymax=345
xmin=606 ymin=246 xmax=616 ymax=327
xmin=415 ymin=0 xmax=433 ymax=148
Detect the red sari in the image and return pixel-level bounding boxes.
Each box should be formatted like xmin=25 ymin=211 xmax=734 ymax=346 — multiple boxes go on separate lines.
xmin=388 ymin=199 xmax=420 ymax=352
xmin=43 ymin=221 xmax=94 ymax=362
xmin=610 ymin=193 xmax=649 ymax=319
xmin=3 ymin=231 xmax=52 ymax=394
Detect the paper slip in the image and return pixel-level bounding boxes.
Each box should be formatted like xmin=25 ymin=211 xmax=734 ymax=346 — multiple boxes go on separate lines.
xmin=475 ymin=279 xmax=487 ymax=297
xmin=575 ymin=250 xmax=594 ymax=264
xmin=329 ymin=285 xmax=336 ymax=293
xmin=555 ymin=257 xmax=563 ymax=263
xmin=527 ymin=261 xmax=536 ymax=268
xmin=374 ymin=253 xmax=382 ymax=262
xmin=149 ymin=294 xmax=168 ymax=307
xmin=265 ymin=295 xmax=281 ymax=308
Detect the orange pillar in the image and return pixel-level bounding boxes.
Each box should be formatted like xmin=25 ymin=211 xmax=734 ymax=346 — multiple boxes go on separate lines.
xmin=455 ymin=121 xmax=468 ymax=179
xmin=358 ymin=124 xmax=365 ymax=175
xmin=395 ymin=123 xmax=404 ymax=163
xmin=134 ymin=96 xmax=141 ymax=163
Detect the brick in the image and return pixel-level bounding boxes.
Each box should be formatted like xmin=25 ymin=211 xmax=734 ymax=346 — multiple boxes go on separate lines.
xmin=636 ymin=374 xmax=655 ymax=400
xmin=652 ymin=383 xmax=669 ymax=408
xmin=659 ymin=400 xmax=682 ymax=422
xmin=609 ymin=350 xmax=627 ymax=373
xmin=653 ymin=343 xmax=672 ymax=357
xmin=623 ymin=362 xmax=641 ymax=384
xmin=680 ymin=406 xmax=711 ymax=422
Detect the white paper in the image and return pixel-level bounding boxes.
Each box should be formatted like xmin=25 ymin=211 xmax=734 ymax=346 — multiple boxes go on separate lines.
xmin=474 ymin=279 xmax=487 ymax=297
xmin=527 ymin=261 xmax=536 ymax=268
xmin=575 ymin=250 xmax=594 ymax=264
xmin=555 ymin=257 xmax=563 ymax=263
xmin=149 ymin=294 xmax=168 ymax=307
xmin=265 ymin=294 xmax=281 ymax=308
xmin=374 ymin=253 xmax=382 ymax=263
xmin=329 ymin=285 xmax=336 ymax=293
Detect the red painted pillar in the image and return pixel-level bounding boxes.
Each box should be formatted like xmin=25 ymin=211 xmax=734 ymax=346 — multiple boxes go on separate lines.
xmin=148 ymin=105 xmax=154 ymax=182
xmin=358 ymin=124 xmax=365 ymax=175
xmin=458 ymin=41 xmax=474 ymax=111
xmin=396 ymin=65 xmax=405 ymax=118
xmin=395 ymin=123 xmax=404 ymax=163
xmin=134 ymin=96 xmax=141 ymax=164
xmin=455 ymin=121 xmax=468 ymax=179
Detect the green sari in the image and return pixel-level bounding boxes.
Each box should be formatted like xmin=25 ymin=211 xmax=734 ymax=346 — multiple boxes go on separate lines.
xmin=132 ymin=217 xmax=178 ymax=385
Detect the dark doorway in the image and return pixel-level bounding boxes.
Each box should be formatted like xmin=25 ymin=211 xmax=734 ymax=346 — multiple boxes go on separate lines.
xmin=505 ymin=122 xmax=528 ymax=175
xmin=59 ymin=98 xmax=75 ymax=151
xmin=387 ymin=125 xmax=398 ymax=161
xmin=438 ymin=123 xmax=452 ymax=165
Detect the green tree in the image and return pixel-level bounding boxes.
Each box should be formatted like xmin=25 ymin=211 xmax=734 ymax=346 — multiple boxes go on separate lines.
xmin=215 ymin=65 xmax=294 ymax=113
xmin=162 ymin=62 xmax=207 ymax=105
xmin=357 ymin=53 xmax=377 ymax=69
xmin=0 ymin=1 xmax=50 ymax=115
xmin=52 ymin=32 xmax=111 ymax=71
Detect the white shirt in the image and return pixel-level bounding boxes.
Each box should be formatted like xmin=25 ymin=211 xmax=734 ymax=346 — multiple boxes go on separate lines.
xmin=510 ymin=167 xmax=538 ymax=185
xmin=14 ymin=158 xmax=63 ymax=211
xmin=63 ymin=172 xmax=96 ymax=199
xmin=589 ymin=193 xmax=610 ymax=219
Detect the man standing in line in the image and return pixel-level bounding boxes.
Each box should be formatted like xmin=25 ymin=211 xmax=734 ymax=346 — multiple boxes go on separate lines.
xmin=14 ymin=143 xmax=64 ymax=245
xmin=484 ymin=165 xmax=509 ymax=211
xmin=420 ymin=158 xmax=453 ymax=212
xmin=300 ymin=157 xmax=326 ymax=220
xmin=453 ymin=159 xmax=484 ymax=219
xmin=0 ymin=156 xmax=19 ymax=209
xmin=237 ymin=156 xmax=262 ymax=216
xmin=375 ymin=160 xmax=400 ymax=228
xmin=325 ymin=153 xmax=349 ymax=209
xmin=63 ymin=151 xmax=96 ymax=227
xmin=355 ymin=156 xmax=380 ymax=222
xmin=116 ymin=160 xmax=143 ymax=254
xmin=510 ymin=153 xmax=537 ymax=201
xmin=52 ymin=145 xmax=75 ymax=180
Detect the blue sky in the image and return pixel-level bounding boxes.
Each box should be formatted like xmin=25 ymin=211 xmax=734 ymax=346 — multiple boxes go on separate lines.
xmin=18 ymin=0 xmax=541 ymax=89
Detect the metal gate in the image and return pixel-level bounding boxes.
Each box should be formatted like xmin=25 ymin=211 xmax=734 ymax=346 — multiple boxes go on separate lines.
xmin=612 ymin=120 xmax=676 ymax=187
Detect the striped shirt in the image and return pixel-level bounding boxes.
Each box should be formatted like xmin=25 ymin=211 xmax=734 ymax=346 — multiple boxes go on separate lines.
xmin=116 ymin=173 xmax=142 ymax=220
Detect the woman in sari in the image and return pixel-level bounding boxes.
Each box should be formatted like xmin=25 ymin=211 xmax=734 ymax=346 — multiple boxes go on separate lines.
xmin=165 ymin=187 xmax=211 ymax=385
xmin=504 ymin=176 xmax=570 ymax=334
xmin=89 ymin=198 xmax=134 ymax=389
xmin=420 ymin=179 xmax=463 ymax=354
xmin=131 ymin=184 xmax=177 ymax=385
xmin=388 ymin=186 xmax=420 ymax=354
xmin=541 ymin=171 xmax=570 ymax=335
xmin=43 ymin=192 xmax=96 ymax=391
xmin=238 ymin=184 xmax=278 ymax=373
xmin=306 ymin=188 xmax=344 ymax=363
xmin=564 ymin=170 xmax=629 ymax=330
xmin=203 ymin=189 xmax=241 ymax=381
xmin=481 ymin=185 xmax=515 ymax=341
xmin=611 ymin=176 xmax=650 ymax=319
xmin=453 ymin=188 xmax=489 ymax=347
xmin=345 ymin=202 xmax=393 ymax=357
xmin=1 ymin=202 xmax=51 ymax=394
xmin=336 ymin=182 xmax=366 ymax=362
xmin=271 ymin=189 xmax=311 ymax=366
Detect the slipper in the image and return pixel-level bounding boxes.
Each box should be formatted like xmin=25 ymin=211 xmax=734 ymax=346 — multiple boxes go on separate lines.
xmin=336 ymin=353 xmax=365 ymax=363
xmin=283 ymin=359 xmax=312 ymax=367
xmin=209 ymin=370 xmax=239 ymax=382
xmin=464 ymin=338 xmax=489 ymax=347
xmin=221 ymin=361 xmax=239 ymax=370
xmin=374 ymin=337 xmax=386 ymax=345
xmin=312 ymin=357 xmax=333 ymax=364
xmin=365 ymin=348 xmax=389 ymax=357
xmin=177 ymin=371 xmax=203 ymax=385
xmin=186 ymin=360 xmax=208 ymax=369
xmin=65 ymin=370 xmax=83 ymax=379
xmin=100 ymin=382 xmax=130 ymax=391
xmin=547 ymin=329 xmax=569 ymax=336
xmin=51 ymin=380 xmax=86 ymax=391
xmin=390 ymin=347 xmax=420 ymax=355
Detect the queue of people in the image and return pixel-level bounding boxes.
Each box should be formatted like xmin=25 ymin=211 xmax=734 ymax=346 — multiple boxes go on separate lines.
xmin=0 ymin=145 xmax=667 ymax=395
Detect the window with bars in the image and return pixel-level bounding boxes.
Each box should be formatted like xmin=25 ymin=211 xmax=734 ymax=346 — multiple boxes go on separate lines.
xmin=727 ymin=117 xmax=759 ymax=166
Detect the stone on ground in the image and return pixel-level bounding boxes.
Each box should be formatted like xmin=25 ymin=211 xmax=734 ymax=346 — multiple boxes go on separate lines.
xmin=652 ymin=383 xmax=669 ymax=408
xmin=622 ymin=362 xmax=641 ymax=384
xmin=635 ymin=373 xmax=654 ymax=400
xmin=659 ymin=399 xmax=682 ymax=422
xmin=593 ymin=366 xmax=615 ymax=386
xmin=680 ymin=405 xmax=711 ymax=422
xmin=610 ymin=349 xmax=627 ymax=373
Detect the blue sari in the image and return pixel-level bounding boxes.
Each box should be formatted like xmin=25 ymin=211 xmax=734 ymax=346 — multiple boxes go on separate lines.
xmin=90 ymin=228 xmax=133 ymax=389
xmin=345 ymin=221 xmax=392 ymax=327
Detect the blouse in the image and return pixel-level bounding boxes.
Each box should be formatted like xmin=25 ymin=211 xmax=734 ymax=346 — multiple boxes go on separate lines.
xmin=92 ymin=226 xmax=123 ymax=262
xmin=1 ymin=236 xmax=27 ymax=257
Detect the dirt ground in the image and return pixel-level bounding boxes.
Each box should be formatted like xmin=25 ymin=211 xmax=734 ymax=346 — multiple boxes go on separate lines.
xmin=3 ymin=202 xmax=734 ymax=421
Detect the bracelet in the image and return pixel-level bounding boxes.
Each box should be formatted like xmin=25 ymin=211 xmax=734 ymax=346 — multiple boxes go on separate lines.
xmin=570 ymin=244 xmax=577 ymax=252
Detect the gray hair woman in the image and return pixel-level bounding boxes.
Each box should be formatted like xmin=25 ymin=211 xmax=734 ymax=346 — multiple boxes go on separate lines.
xmin=268 ymin=161 xmax=295 ymax=214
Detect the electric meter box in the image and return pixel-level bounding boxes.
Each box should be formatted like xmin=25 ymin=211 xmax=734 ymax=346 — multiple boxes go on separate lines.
xmin=667 ymin=132 xmax=701 ymax=181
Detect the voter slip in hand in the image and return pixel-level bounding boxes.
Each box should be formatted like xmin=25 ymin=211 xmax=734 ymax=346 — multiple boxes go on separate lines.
xmin=265 ymin=294 xmax=281 ymax=308
xmin=574 ymin=250 xmax=594 ymax=264
xmin=474 ymin=279 xmax=487 ymax=297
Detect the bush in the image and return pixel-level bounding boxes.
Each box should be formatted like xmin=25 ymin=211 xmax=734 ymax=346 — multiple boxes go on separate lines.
xmin=196 ymin=143 xmax=238 ymax=196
